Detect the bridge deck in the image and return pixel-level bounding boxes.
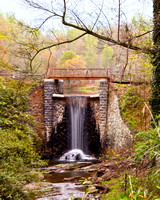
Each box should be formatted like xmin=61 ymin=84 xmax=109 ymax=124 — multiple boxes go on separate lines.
xmin=48 ymin=68 xmax=111 ymax=80
xmin=47 ymin=68 xmax=148 ymax=85
xmin=0 ymin=68 xmax=147 ymax=84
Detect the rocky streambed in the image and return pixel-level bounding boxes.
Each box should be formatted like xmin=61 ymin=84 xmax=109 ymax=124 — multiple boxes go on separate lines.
xmin=24 ymin=153 xmax=136 ymax=200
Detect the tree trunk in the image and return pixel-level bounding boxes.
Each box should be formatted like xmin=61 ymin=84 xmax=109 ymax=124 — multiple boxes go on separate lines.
xmin=150 ymin=0 xmax=160 ymax=121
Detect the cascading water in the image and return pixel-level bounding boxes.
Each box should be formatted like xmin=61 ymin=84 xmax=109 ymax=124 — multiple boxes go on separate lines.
xmin=70 ymin=96 xmax=86 ymax=151
xmin=60 ymin=96 xmax=96 ymax=162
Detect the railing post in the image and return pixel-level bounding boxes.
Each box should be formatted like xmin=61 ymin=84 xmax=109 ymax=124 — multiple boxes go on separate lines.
xmin=53 ymin=69 xmax=55 ymax=77
xmin=86 ymin=69 xmax=88 ymax=77
xmin=106 ymin=69 xmax=108 ymax=78
xmin=67 ymin=68 xmax=69 ymax=77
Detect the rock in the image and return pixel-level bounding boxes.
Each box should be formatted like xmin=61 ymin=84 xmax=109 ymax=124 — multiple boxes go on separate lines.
xmin=83 ymin=180 xmax=92 ymax=185
xmin=78 ymin=178 xmax=85 ymax=183
xmin=101 ymin=171 xmax=112 ymax=181
xmin=97 ymin=168 xmax=106 ymax=177
xmin=95 ymin=177 xmax=103 ymax=183
xmin=81 ymin=163 xmax=99 ymax=171
xmin=87 ymin=186 xmax=98 ymax=194
xmin=94 ymin=184 xmax=110 ymax=193
xmin=64 ymin=176 xmax=80 ymax=181
xmin=103 ymin=162 xmax=117 ymax=169
xmin=23 ymin=182 xmax=54 ymax=192
xmin=75 ymin=182 xmax=82 ymax=185
xmin=23 ymin=182 xmax=40 ymax=191
xmin=94 ymin=184 xmax=106 ymax=191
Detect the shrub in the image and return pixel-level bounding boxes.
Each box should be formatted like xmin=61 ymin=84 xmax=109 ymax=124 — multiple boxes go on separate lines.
xmin=0 ymin=77 xmax=45 ymax=199
xmin=120 ymin=86 xmax=144 ymax=130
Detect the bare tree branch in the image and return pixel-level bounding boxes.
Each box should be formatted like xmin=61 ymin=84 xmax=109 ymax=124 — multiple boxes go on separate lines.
xmin=29 ymin=32 xmax=87 ymax=70
xmin=91 ymin=0 xmax=104 ymax=31
xmin=32 ymin=62 xmax=42 ymax=74
xmin=37 ymin=15 xmax=55 ymax=30
xmin=90 ymin=0 xmax=113 ymax=37
xmin=24 ymin=0 xmax=62 ymax=17
xmin=24 ymin=0 xmax=156 ymax=65
xmin=70 ymin=10 xmax=88 ymax=30
xmin=60 ymin=0 xmax=154 ymax=55
xmin=120 ymin=45 xmax=129 ymax=82
xmin=44 ymin=48 xmax=52 ymax=77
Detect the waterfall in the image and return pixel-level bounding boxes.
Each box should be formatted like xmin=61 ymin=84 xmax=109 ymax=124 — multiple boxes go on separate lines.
xmin=69 ymin=96 xmax=86 ymax=151
xmin=59 ymin=96 xmax=97 ymax=162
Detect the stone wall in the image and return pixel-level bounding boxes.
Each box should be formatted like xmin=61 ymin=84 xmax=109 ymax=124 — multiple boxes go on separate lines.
xmin=88 ymin=97 xmax=100 ymax=130
xmin=43 ymin=79 xmax=64 ymax=149
xmin=99 ymin=79 xmax=109 ymax=148
xmin=85 ymin=101 xmax=101 ymax=155
xmin=50 ymin=103 xmax=70 ymax=158
xmin=106 ymin=89 xmax=133 ymax=149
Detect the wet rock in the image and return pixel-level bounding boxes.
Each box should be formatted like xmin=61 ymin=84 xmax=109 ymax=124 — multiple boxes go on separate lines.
xmin=94 ymin=184 xmax=110 ymax=193
xmin=97 ymin=169 xmax=106 ymax=177
xmin=64 ymin=176 xmax=80 ymax=181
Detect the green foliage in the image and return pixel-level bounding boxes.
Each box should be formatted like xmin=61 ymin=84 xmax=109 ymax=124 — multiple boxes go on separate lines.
xmin=120 ymin=87 xmax=144 ymax=130
xmin=132 ymin=13 xmax=153 ymax=33
xmin=84 ymin=35 xmax=98 ymax=68
xmin=58 ymin=50 xmax=76 ymax=66
xmin=123 ymin=128 xmax=160 ymax=200
xmin=119 ymin=173 xmax=160 ymax=199
xmin=101 ymin=43 xmax=114 ymax=68
xmin=132 ymin=13 xmax=153 ymax=49
xmin=0 ymin=77 xmax=45 ymax=200
xmin=0 ymin=77 xmax=32 ymax=130
xmin=100 ymin=176 xmax=124 ymax=200
xmin=135 ymin=129 xmax=160 ymax=164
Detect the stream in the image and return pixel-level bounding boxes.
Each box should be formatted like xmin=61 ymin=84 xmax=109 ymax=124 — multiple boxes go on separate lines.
xmin=35 ymin=161 xmax=99 ymax=200
xmin=33 ymin=97 xmax=100 ymax=199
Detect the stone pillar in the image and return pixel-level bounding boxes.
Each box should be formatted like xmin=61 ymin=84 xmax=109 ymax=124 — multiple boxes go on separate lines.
xmin=43 ymin=79 xmax=64 ymax=148
xmin=43 ymin=79 xmax=55 ymax=143
xmin=99 ymin=79 xmax=109 ymax=148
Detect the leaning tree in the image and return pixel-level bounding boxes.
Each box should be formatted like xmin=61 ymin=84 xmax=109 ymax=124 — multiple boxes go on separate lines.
xmin=23 ymin=0 xmax=160 ymax=119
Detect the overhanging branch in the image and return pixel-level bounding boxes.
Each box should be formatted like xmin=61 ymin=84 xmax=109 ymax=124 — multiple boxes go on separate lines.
xmin=29 ymin=32 xmax=87 ymax=70
xmin=61 ymin=5 xmax=155 ymax=56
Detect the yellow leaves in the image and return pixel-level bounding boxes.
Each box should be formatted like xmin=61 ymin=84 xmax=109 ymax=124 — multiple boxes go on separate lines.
xmin=61 ymin=55 xmax=86 ymax=69
xmin=0 ymin=32 xmax=7 ymax=40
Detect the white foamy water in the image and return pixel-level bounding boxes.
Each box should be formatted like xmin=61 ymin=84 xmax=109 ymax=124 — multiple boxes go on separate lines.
xmin=59 ymin=149 xmax=96 ymax=162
